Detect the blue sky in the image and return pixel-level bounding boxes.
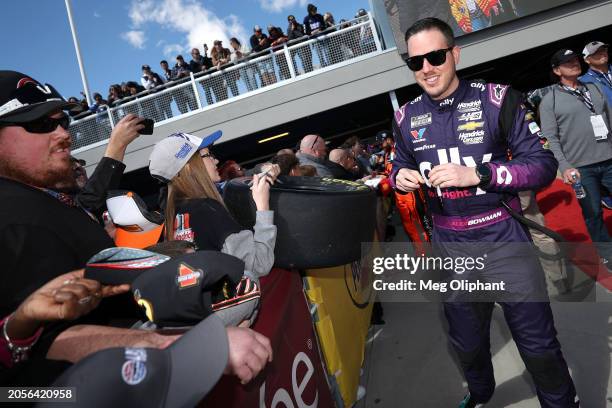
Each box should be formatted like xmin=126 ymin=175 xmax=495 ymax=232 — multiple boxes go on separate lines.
xmin=0 ymin=0 xmax=369 ymax=101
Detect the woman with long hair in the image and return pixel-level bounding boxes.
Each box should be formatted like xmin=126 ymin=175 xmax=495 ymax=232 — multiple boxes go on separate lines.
xmin=149 ymin=132 xmax=278 ymax=325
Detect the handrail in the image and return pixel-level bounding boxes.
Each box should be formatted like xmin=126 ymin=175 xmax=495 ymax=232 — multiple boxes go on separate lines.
xmin=70 ymin=13 xmax=382 ymax=152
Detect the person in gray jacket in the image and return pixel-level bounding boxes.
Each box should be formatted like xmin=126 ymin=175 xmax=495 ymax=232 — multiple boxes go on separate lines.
xmin=149 ymin=131 xmax=279 ymax=326
xmin=539 ymin=48 xmax=612 ymax=261
xmin=296 ymin=134 xmax=337 ymax=177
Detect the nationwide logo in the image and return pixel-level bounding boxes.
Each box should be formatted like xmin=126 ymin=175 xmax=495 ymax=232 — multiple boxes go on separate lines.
xmin=459 ymin=130 xmax=485 ymax=145
xmin=410 ymin=113 xmax=432 ymax=128
xmin=457 ymin=121 xmax=484 ymax=131
xmin=410 ymin=128 xmax=426 ymax=140
xmin=414 ymin=143 xmax=436 ymax=152
xmin=458 ymin=111 xmax=482 ymax=122
xmin=176 ymin=263 xmax=203 ymax=289
xmin=457 ymin=100 xmax=482 ymax=113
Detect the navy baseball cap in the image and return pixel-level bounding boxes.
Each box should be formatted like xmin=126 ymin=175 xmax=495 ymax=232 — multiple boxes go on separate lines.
xmin=51 ymin=314 xmax=229 ymax=408
xmin=0 ymin=71 xmax=78 ymax=123
xmin=131 ymin=251 xmax=247 ymax=327
xmin=551 ymin=49 xmax=580 ymax=67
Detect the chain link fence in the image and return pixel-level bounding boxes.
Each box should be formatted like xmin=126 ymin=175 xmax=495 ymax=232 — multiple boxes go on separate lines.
xmin=71 ymin=14 xmax=381 ymax=151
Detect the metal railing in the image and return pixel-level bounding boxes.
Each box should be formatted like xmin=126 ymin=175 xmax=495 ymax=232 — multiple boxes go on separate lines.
xmin=70 ymin=13 xmax=383 ymax=152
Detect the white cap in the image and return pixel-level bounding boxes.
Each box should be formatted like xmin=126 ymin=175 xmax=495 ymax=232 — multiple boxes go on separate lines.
xmin=583 ymin=41 xmax=608 ymax=58
xmin=149 ymin=136 xmax=199 ymax=182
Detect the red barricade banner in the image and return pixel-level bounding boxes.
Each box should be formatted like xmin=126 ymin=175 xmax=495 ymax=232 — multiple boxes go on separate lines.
xmin=203 ymin=268 xmax=334 ymax=407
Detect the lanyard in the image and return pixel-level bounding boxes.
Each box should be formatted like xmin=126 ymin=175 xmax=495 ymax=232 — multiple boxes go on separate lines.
xmin=560 ymin=84 xmax=595 ymax=113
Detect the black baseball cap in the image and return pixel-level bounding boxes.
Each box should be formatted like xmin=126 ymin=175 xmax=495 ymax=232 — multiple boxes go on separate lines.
xmin=551 ymin=49 xmax=580 ymax=67
xmin=84 ymin=247 xmax=171 ymax=285
xmin=0 ymin=71 xmax=78 ymax=124
xmin=131 ymin=251 xmax=246 ymax=327
xmin=52 ymin=314 xmax=229 ymax=408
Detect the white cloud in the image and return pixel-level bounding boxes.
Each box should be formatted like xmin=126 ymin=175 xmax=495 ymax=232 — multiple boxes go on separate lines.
xmin=127 ymin=0 xmax=249 ymax=55
xmin=258 ymin=0 xmax=307 ymax=13
xmin=121 ymin=30 xmax=147 ymax=49
xmin=93 ymin=11 xmax=101 ymax=18
xmin=162 ymin=43 xmax=184 ymax=58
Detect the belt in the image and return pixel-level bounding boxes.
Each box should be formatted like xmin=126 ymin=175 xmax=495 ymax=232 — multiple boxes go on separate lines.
xmin=432 ymin=197 xmax=521 ymax=231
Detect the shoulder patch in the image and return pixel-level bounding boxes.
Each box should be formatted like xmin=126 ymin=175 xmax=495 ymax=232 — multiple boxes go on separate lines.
xmin=395 ymin=104 xmax=407 ymax=126
xmin=488 ymin=83 xmax=509 ymax=108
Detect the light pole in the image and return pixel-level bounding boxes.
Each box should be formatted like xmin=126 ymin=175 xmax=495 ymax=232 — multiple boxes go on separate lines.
xmin=65 ymin=0 xmax=92 ymax=106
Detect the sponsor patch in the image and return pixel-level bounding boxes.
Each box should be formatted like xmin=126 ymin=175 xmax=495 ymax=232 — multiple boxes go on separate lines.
xmin=525 ymin=111 xmax=535 ymax=121
xmin=174 ymin=213 xmax=194 ymax=242
xmin=175 ymin=142 xmax=193 ymax=159
xmin=410 ymin=128 xmax=426 ymax=140
xmin=528 ymin=122 xmax=541 ymax=134
xmin=410 ymin=95 xmax=423 ymax=105
xmin=414 ymin=143 xmax=436 ymax=152
xmin=457 ymin=121 xmax=484 ymax=132
xmin=488 ymin=83 xmax=508 ymax=108
xmin=410 ymin=113 xmax=432 ymax=128
xmin=176 ymin=263 xmax=202 ymax=289
xmin=459 ymin=130 xmax=485 ymax=145
xmin=439 ymin=97 xmax=454 ymax=107
xmin=457 ymin=100 xmax=482 ymax=113
xmin=122 ymin=348 xmax=147 ymax=385
xmin=458 ymin=111 xmax=482 ymax=122
xmin=471 ymin=82 xmax=486 ymax=91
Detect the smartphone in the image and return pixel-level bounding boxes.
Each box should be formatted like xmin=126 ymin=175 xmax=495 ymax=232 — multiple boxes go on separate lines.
xmin=139 ymin=118 xmax=154 ymax=135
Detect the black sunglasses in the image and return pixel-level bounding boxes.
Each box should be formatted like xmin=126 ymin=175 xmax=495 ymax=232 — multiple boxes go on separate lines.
xmin=406 ymin=47 xmax=453 ymax=71
xmin=2 ymin=114 xmax=70 ymax=134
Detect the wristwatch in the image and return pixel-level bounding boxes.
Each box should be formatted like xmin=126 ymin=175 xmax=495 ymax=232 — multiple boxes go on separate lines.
xmin=475 ymin=163 xmax=492 ymax=188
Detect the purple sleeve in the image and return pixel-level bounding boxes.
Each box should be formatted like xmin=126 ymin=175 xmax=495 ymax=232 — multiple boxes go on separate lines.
xmin=485 ymin=101 xmax=558 ymax=192
xmin=390 ymin=106 xmax=418 ymax=189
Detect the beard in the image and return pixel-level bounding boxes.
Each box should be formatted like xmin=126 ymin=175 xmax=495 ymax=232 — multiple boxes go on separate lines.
xmin=0 ymin=155 xmax=74 ymax=189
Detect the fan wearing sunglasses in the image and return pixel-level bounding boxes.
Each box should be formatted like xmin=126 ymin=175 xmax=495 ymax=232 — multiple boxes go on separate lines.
xmin=391 ymin=19 xmax=578 ymax=408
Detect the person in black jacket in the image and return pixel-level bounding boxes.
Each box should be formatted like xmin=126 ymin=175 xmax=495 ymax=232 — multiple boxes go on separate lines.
xmin=303 ymin=3 xmax=331 ymax=67
xmin=287 ymin=14 xmax=313 ymax=73
xmin=250 ymin=25 xmax=276 ymax=86
xmin=0 ymin=71 xmax=175 ymax=384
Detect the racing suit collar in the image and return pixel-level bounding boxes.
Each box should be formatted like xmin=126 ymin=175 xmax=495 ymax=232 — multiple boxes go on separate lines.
xmin=423 ymin=79 xmax=469 ymax=113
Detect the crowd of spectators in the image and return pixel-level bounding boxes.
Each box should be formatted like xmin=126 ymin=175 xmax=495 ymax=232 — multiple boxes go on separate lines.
xmin=67 ymin=5 xmax=374 ymax=124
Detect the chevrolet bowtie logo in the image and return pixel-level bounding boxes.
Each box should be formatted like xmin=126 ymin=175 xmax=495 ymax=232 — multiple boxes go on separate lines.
xmin=457 ymin=121 xmax=484 ymax=131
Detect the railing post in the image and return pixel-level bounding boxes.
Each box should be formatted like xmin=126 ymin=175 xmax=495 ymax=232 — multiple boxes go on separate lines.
xmin=368 ymin=12 xmax=383 ymax=52
xmin=190 ymin=72 xmax=203 ymax=109
xmin=283 ymin=44 xmax=297 ymax=78
xmin=107 ymin=106 xmax=115 ymax=129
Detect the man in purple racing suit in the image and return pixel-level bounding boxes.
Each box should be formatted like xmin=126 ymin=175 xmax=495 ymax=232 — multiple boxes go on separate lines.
xmin=391 ymin=18 xmax=579 ymax=408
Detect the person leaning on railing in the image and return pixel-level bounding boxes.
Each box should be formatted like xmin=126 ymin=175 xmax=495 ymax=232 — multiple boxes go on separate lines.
xmin=267 ymin=26 xmax=291 ymax=80
xmin=286 ymin=14 xmax=313 ymax=73
xmin=229 ymin=37 xmax=260 ymax=92
xmin=250 ymin=25 xmax=276 ymax=86
xmin=211 ymin=40 xmax=239 ymax=99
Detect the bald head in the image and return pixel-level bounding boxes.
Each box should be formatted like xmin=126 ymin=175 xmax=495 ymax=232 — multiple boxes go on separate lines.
xmin=329 ymin=148 xmax=348 ymax=163
xmin=329 ymin=148 xmax=356 ymax=171
xmin=299 ymin=134 xmax=327 ymax=159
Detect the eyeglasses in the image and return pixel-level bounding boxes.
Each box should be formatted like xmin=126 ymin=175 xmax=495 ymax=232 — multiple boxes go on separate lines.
xmin=201 ymin=152 xmax=216 ymax=160
xmin=310 ymin=136 xmax=323 ymax=151
xmin=405 ymin=47 xmax=453 ymax=71
xmin=2 ymin=114 xmax=70 ymax=134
